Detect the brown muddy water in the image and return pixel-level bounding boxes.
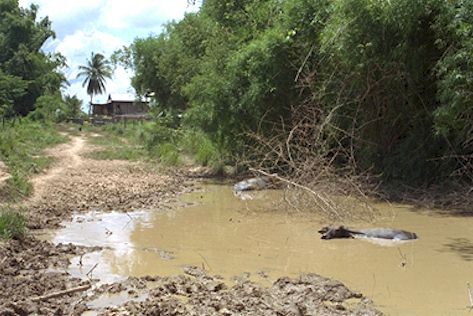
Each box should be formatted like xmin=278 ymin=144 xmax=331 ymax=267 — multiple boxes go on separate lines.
xmin=40 ymin=183 xmax=473 ymax=315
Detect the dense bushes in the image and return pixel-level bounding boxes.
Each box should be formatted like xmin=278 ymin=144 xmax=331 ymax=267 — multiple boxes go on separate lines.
xmin=117 ymin=0 xmax=473 ymax=185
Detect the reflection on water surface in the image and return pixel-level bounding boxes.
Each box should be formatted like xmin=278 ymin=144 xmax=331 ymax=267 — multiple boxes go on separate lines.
xmin=45 ymin=184 xmax=473 ymax=315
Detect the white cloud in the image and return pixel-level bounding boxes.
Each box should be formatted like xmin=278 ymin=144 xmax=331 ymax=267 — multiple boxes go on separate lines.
xmin=58 ymin=30 xmax=129 ymax=105
xmin=17 ymin=0 xmax=199 ymax=107
xmin=99 ymin=0 xmax=193 ymax=30
xmin=20 ymin=0 xmax=102 ymax=21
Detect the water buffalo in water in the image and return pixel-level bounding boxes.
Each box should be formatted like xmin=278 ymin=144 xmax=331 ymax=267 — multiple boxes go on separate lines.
xmin=318 ymin=225 xmax=418 ymax=240
xmin=234 ymin=176 xmax=271 ymax=193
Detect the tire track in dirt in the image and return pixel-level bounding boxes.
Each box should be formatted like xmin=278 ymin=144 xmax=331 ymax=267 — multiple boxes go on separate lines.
xmin=28 ymin=136 xmax=86 ymax=204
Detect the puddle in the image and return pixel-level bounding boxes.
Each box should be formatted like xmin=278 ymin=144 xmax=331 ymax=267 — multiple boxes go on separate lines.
xmin=43 ymin=184 xmax=473 ymax=315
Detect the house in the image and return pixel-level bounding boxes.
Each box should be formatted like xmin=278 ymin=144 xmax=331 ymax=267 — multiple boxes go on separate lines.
xmin=92 ymin=94 xmax=149 ymax=118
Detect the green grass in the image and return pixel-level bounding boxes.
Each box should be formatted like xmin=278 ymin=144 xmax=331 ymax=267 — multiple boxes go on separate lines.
xmin=86 ymin=131 xmax=148 ymax=161
xmin=85 ymin=122 xmax=227 ymax=172
xmin=180 ymin=130 xmax=224 ymax=171
xmin=0 ymin=208 xmax=26 ymax=239
xmin=153 ymin=142 xmax=180 ymax=166
xmin=88 ymin=146 xmax=147 ymax=161
xmin=0 ymin=119 xmax=67 ymax=202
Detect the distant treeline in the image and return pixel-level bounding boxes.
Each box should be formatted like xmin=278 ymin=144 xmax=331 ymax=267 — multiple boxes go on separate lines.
xmin=119 ymin=0 xmax=473 ymax=184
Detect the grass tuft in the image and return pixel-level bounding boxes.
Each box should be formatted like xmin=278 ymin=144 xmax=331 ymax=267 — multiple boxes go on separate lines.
xmin=0 ymin=208 xmax=27 ymax=239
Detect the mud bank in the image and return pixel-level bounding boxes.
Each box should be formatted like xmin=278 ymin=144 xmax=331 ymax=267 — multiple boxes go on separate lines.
xmin=85 ymin=267 xmax=382 ymax=315
xmin=0 ymin=237 xmax=97 ymax=315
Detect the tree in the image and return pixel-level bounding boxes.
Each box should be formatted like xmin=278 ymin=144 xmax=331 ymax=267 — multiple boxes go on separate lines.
xmin=0 ymin=0 xmax=65 ymax=116
xmin=76 ymin=52 xmax=112 ymax=115
xmin=63 ymin=94 xmax=83 ymax=118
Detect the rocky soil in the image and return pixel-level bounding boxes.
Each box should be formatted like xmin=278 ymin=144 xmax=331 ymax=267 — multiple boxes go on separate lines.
xmin=0 ymin=237 xmax=96 ymax=315
xmin=96 ymin=267 xmax=381 ymax=316
xmin=23 ymin=135 xmax=191 ymax=229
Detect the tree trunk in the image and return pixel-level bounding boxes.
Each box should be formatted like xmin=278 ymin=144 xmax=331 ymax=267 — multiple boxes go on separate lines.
xmin=89 ymin=94 xmax=93 ymax=116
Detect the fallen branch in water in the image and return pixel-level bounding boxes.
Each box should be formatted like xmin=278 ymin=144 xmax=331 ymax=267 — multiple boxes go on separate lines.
xmin=250 ymin=167 xmax=341 ymax=219
xmin=31 ymin=283 xmax=91 ymax=302
xmin=86 ymin=263 xmax=98 ymax=279
xmin=243 ymin=91 xmax=380 ymax=222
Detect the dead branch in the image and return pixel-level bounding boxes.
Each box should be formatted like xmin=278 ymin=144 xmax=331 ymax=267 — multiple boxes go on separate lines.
xmin=241 ymin=64 xmax=380 ymax=222
xmin=31 ymin=283 xmax=91 ymax=302
xmin=86 ymin=263 xmax=98 ymax=279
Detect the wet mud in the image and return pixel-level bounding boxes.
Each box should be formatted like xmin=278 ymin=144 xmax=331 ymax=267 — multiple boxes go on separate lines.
xmin=94 ymin=267 xmax=381 ymax=316
xmin=25 ymin=158 xmax=190 ymax=229
xmin=0 ymin=237 xmax=97 ymax=315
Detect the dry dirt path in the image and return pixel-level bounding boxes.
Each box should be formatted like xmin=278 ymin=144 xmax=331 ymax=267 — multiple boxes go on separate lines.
xmin=23 ymin=132 xmax=188 ymax=229
xmin=28 ymin=135 xmax=86 ymax=204
xmin=0 ymin=160 xmax=9 ymax=184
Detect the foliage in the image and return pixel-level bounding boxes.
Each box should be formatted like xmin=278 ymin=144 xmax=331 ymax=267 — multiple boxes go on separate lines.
xmin=0 ymin=0 xmax=66 ymax=116
xmin=180 ymin=130 xmax=221 ymax=166
xmin=0 ymin=208 xmax=26 ymax=239
xmin=63 ymin=94 xmax=84 ymax=118
xmin=0 ymin=119 xmax=66 ymax=201
xmin=28 ymin=94 xmax=67 ymax=122
xmin=153 ymin=143 xmax=180 ymax=166
xmin=117 ymin=0 xmax=473 ymax=185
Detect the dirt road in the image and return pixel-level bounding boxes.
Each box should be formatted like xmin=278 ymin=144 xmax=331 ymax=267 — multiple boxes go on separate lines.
xmin=29 ymin=135 xmax=86 ymax=203
xmin=23 ymin=133 xmax=188 ymax=229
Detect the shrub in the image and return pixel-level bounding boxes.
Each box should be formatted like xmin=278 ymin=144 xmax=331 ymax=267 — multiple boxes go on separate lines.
xmin=180 ymin=130 xmax=220 ymax=166
xmin=154 ymin=143 xmax=180 ymax=166
xmin=0 ymin=209 xmax=26 ymax=239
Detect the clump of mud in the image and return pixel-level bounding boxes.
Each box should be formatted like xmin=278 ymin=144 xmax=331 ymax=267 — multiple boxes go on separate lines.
xmin=92 ymin=267 xmax=382 ymax=316
xmin=0 ymin=237 xmax=97 ymax=315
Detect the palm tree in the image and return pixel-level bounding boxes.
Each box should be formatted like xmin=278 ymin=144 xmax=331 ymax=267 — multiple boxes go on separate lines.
xmin=77 ymin=52 xmax=113 ymax=115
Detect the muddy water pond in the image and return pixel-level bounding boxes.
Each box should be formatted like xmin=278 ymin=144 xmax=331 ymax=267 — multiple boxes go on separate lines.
xmin=43 ymin=183 xmax=473 ymax=315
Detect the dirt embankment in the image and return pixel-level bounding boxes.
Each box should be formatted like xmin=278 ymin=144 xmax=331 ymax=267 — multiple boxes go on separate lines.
xmin=0 ymin=132 xmax=383 ymax=315
xmin=0 ymin=237 xmax=97 ymax=315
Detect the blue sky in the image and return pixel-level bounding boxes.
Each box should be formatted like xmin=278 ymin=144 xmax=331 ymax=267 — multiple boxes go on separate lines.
xmin=18 ymin=0 xmax=199 ymax=104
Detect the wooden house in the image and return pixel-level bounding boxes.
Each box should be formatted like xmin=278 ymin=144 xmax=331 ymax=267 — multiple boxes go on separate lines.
xmin=92 ymin=94 xmax=149 ymax=118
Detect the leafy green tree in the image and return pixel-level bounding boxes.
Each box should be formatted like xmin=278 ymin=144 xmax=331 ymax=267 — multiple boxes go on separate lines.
xmin=0 ymin=0 xmax=66 ymax=116
xmin=0 ymin=71 xmax=28 ymax=119
xmin=28 ymin=94 xmax=66 ymax=122
xmin=63 ymin=94 xmax=83 ymax=118
xmin=118 ymin=0 xmax=473 ymax=185
xmin=77 ymin=52 xmax=112 ymax=115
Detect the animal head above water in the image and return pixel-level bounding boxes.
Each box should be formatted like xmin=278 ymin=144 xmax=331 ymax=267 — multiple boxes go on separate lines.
xmin=318 ymin=225 xmax=354 ymax=239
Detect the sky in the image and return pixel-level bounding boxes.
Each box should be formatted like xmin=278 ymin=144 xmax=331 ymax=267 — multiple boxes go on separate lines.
xmin=18 ymin=0 xmax=199 ymax=105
